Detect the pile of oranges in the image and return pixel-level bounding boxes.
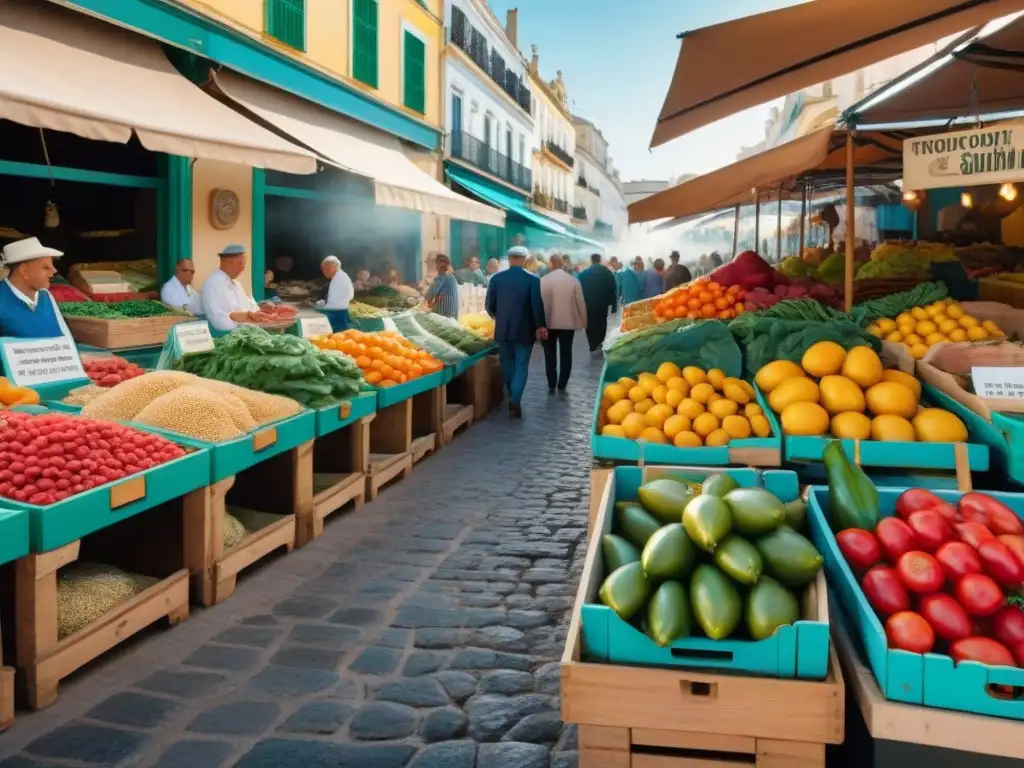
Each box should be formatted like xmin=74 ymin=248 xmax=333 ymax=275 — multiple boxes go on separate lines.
xmin=653 ymin=279 xmax=746 ymax=322
xmin=310 ymin=329 xmax=443 ymax=387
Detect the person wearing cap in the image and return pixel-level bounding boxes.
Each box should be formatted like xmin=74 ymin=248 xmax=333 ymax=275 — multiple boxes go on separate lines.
xmin=160 ymin=258 xmax=197 ymax=312
xmin=317 ymin=255 xmax=355 ymax=330
xmin=425 ymin=254 xmax=461 ymax=319
xmin=198 ymin=244 xmax=269 ymax=332
xmin=0 ymin=237 xmax=74 ymax=340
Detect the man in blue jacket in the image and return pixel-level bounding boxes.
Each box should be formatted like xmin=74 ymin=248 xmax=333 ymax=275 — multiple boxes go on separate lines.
xmin=485 ymin=245 xmax=548 ymax=419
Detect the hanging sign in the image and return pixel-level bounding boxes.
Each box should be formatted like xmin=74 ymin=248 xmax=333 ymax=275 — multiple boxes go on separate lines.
xmin=0 ymin=336 xmax=87 ymax=388
xmin=156 ymin=321 xmax=213 ymax=370
xmin=298 ymin=314 xmax=332 ymax=338
xmin=904 ymin=121 xmax=1024 ymax=191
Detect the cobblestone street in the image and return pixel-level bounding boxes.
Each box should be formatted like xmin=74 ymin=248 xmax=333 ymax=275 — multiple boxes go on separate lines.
xmin=0 ymin=335 xmax=601 ymax=768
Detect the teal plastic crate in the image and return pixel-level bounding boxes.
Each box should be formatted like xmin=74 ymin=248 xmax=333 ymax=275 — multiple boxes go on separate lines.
xmin=806 ymin=485 xmax=1024 ymax=719
xmin=592 ymin=364 xmax=782 ymax=467
xmin=453 ymin=347 xmax=496 ymax=377
xmin=376 ymin=370 xmax=445 ymax=408
xmin=0 ymin=507 xmax=30 ymax=565
xmin=315 ymin=391 xmax=377 ymax=437
xmin=582 ymin=465 xmax=830 ymax=680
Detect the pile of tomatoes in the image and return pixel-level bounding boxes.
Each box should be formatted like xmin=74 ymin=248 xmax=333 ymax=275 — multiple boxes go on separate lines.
xmin=83 ymin=356 xmax=145 ymax=388
xmin=838 ymin=489 xmax=1024 ymax=668
xmin=652 ymin=279 xmax=746 ymax=322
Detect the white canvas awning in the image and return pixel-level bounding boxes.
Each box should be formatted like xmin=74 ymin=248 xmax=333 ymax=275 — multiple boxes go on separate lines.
xmin=211 ymin=70 xmax=505 ymax=227
xmin=0 ymin=0 xmax=317 ymax=174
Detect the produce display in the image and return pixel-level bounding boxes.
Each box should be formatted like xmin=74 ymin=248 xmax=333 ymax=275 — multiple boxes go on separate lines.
xmin=755 ymin=343 xmax=969 ymax=442
xmin=460 ymin=312 xmax=494 ymax=340
xmin=349 ymin=301 xmax=390 ymax=319
xmin=61 ymin=385 xmax=107 ymax=407
xmin=866 ymin=299 xmax=1005 ymax=359
xmin=177 ymin=326 xmax=363 ymax=408
xmin=356 ymin=285 xmax=417 ymax=310
xmin=598 ymin=363 xmax=767 ymax=448
xmin=309 ymin=329 xmax=443 ymax=387
xmin=250 ymin=304 xmax=298 ymax=324
xmin=0 ymin=410 xmax=187 ymax=505
xmin=413 ymin=312 xmax=491 ymax=354
xmin=0 ymin=378 xmax=40 ymax=407
xmin=82 ymin=356 xmax=145 ymax=387
xmin=652 ymin=279 xmax=746 ymax=321
xmin=598 ymin=474 xmax=821 ymax=646
xmin=389 ymin=314 xmax=467 ymax=363
xmin=58 ymin=562 xmax=157 ymax=639
xmin=59 ymin=300 xmax=183 ymax=319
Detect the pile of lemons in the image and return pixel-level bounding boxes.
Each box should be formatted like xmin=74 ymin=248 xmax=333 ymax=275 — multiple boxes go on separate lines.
xmin=866 ymin=299 xmax=1004 ymax=360
xmin=597 ymin=363 xmax=771 ymax=448
xmin=755 ymin=342 xmax=969 ymax=442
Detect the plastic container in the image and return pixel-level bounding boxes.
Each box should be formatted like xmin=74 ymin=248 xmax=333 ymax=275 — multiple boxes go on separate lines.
xmin=0 ymin=508 xmax=29 ymax=566
xmin=315 ymin=391 xmax=377 ymax=437
xmin=376 ymin=370 xmax=445 ymax=408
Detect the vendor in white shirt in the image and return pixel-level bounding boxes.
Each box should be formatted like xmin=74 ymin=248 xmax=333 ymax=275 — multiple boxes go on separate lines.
xmin=0 ymin=237 xmax=74 ymax=341
xmin=160 ymin=258 xmax=197 ymax=312
xmin=198 ymin=244 xmax=271 ymax=332
xmin=316 ymin=255 xmax=355 ymax=330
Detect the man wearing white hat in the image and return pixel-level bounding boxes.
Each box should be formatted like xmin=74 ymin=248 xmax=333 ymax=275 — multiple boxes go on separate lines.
xmin=317 ymin=255 xmax=354 ymax=330
xmin=0 ymin=237 xmax=74 ymax=340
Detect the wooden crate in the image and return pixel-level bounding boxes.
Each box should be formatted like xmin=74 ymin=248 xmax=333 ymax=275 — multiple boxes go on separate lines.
xmin=487 ymin=356 xmax=505 ymax=412
xmin=367 ymin=399 xmax=414 ymax=501
xmin=4 ymin=503 xmax=190 ymax=709
xmin=451 ymin=358 xmax=491 ymax=422
xmin=64 ymin=314 xmax=189 ymax=350
xmin=411 ymin=385 xmax=443 ymax=464
xmin=441 ymin=381 xmax=474 ymax=445
xmin=183 ymin=442 xmax=311 ymax=606
xmin=301 ymin=413 xmax=373 ymax=547
xmin=0 ymin=665 xmax=12 ymax=732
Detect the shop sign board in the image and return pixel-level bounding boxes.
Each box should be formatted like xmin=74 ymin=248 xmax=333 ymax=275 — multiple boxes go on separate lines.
xmin=156 ymin=320 xmax=214 ymax=370
xmin=298 ymin=314 xmax=332 ymax=338
xmin=0 ymin=336 xmax=87 ymax=388
xmin=904 ymin=121 xmax=1024 ymax=191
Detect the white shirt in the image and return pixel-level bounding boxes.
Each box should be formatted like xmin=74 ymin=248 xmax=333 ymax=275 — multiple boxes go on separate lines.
xmin=197 ymin=269 xmax=259 ymax=332
xmin=318 ymin=269 xmax=354 ymax=310
xmin=160 ymin=275 xmax=195 ymax=312
xmin=5 ymin=280 xmax=74 ymax=341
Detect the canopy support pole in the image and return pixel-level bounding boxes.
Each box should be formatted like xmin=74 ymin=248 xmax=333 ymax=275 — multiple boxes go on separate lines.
xmin=798 ymin=185 xmax=807 ymax=256
xmin=731 ymin=204 xmax=740 ymax=258
xmin=775 ymin=188 xmax=783 ymax=263
xmin=845 ymin=132 xmax=856 ymax=312
xmin=754 ymin=193 xmax=761 ymax=254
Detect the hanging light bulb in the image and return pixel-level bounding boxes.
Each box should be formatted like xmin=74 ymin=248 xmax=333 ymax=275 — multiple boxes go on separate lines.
xmin=902 ymin=189 xmax=922 ymax=213
xmin=1000 ymin=183 xmax=1018 ymax=202
xmin=961 ymin=191 xmax=974 ymax=209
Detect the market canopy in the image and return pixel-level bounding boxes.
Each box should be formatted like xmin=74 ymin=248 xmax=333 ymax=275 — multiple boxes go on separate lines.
xmin=211 ymin=71 xmax=505 ymax=228
xmin=650 ymin=0 xmax=1024 ymax=148
xmin=629 ymin=127 xmax=904 ymax=224
xmin=0 ymin=0 xmax=317 ymax=175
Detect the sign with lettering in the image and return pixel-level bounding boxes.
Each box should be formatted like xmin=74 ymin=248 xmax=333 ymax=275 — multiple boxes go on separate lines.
xmin=298 ymin=314 xmax=332 ymax=338
xmin=904 ymin=121 xmax=1024 ymax=191
xmin=174 ymin=321 xmax=214 ymax=354
xmin=971 ymin=366 xmax=1024 ymax=400
xmin=0 ymin=336 xmax=86 ymax=387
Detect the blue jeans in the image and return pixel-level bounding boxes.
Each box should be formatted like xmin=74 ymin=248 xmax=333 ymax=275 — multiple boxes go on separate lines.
xmin=498 ymin=342 xmax=533 ymax=406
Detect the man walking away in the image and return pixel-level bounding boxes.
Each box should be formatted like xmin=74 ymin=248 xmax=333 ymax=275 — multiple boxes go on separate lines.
xmin=425 ymin=254 xmax=461 ymax=318
xmin=540 ymin=254 xmax=586 ymax=394
xmin=486 ymin=246 xmax=547 ymax=418
xmin=664 ymin=251 xmax=692 ymax=291
xmin=620 ymin=256 xmax=645 ymax=306
xmin=579 ymin=253 xmax=618 ymax=355
xmin=643 ymin=258 xmax=667 ymax=299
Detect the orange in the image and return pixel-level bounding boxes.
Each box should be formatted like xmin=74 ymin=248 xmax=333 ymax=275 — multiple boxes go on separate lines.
xmin=687 ymin=298 xmax=701 ymax=310
xmin=379 ymin=379 xmax=397 ymax=387
xmin=356 ymin=355 xmax=371 ymax=368
xmin=698 ymin=291 xmax=713 ymax=303
xmin=366 ymin=370 xmax=383 ymax=384
xmin=700 ymin=304 xmax=716 ymax=318
xmin=714 ymin=297 xmax=728 ymax=310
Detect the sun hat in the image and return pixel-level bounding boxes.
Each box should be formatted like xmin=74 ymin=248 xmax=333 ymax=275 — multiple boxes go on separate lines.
xmin=1 ymin=237 xmax=63 ymax=266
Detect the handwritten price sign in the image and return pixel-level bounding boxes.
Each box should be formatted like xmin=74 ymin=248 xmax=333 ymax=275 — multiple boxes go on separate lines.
xmin=1 ymin=337 xmax=86 ymax=387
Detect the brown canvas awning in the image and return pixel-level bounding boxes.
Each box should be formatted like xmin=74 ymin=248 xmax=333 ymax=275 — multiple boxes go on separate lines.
xmin=652 ymin=0 xmax=1024 ymax=148
xmin=629 ymin=128 xmax=903 ymax=223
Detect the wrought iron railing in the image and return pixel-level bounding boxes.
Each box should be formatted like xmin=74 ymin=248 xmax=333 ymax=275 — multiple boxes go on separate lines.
xmin=448 ymin=5 xmax=531 ymax=116
xmin=450 ymin=132 xmax=532 ymax=192
xmin=545 ymin=141 xmax=575 ymax=167
xmin=553 ymin=197 xmax=569 ymax=214
xmin=572 ymin=205 xmax=587 ymax=220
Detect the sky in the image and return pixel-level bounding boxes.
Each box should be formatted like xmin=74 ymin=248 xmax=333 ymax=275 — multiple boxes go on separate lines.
xmin=487 ymin=0 xmax=806 ymax=183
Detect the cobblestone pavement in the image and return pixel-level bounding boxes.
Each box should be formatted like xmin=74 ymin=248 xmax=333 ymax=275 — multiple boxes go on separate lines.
xmin=0 ymin=333 xmax=603 ymax=768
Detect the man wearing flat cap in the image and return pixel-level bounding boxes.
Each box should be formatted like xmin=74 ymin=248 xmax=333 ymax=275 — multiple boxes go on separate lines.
xmin=198 ymin=244 xmax=269 ymax=332
xmin=0 ymin=236 xmax=74 ymax=341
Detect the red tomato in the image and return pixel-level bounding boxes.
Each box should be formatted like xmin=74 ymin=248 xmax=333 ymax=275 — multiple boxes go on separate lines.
xmin=919 ymin=593 xmax=973 ymax=642
xmin=959 ymin=493 xmax=1024 ymax=536
xmin=876 ymin=518 xmax=917 ymax=564
xmin=992 ymin=604 xmax=1024 ymax=649
xmin=954 ymin=521 xmax=996 ymax=550
xmin=885 ymin=611 xmax=935 ymax=654
xmin=997 ymin=534 xmax=1024 ymax=571
xmin=906 ymin=510 xmax=953 ymax=553
xmin=977 ymin=540 xmax=1024 ymax=588
xmin=862 ymin=565 xmax=911 ymax=618
xmin=935 ymin=541 xmax=983 ymax=582
xmin=837 ymin=529 xmax=882 ymax=571
xmin=896 ymin=488 xmax=959 ymax=523
xmin=897 ymin=551 xmax=944 ymax=594
xmin=955 ymin=573 xmax=1005 ymax=617
xmin=950 ymin=636 xmax=1017 ymax=667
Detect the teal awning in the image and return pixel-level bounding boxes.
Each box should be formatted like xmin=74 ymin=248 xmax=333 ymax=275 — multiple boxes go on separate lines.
xmin=446 ymin=165 xmax=570 ymax=237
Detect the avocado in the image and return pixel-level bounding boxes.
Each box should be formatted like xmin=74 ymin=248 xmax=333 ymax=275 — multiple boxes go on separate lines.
xmin=723 ymin=487 xmax=786 ymax=536
xmin=746 ymin=575 xmax=800 ymax=640
xmin=647 ymin=580 xmax=692 ymax=647
xmin=713 ymin=535 xmax=763 ymax=585
xmin=756 ymin=525 xmax=823 ymax=587
xmin=641 ymin=523 xmax=695 ymax=581
xmin=617 ymin=504 xmax=661 ymax=548
xmin=783 ymin=499 xmax=807 ymax=531
xmin=598 ymin=561 xmax=651 ymax=621
xmin=690 ymin=564 xmax=741 ymax=640
xmin=682 ymin=494 xmax=732 ymax=553
xmin=638 ymin=478 xmax=694 ymax=524
xmin=602 ymin=534 xmax=641 ymax=573
xmin=701 ymin=473 xmax=739 ymax=498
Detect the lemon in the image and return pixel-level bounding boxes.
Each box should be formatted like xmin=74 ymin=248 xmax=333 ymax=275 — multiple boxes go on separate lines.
xmin=938 ymin=319 xmax=959 ymax=335
xmin=867 ymin=324 xmax=884 ymax=338
xmin=946 ymin=304 xmax=965 ymax=320
xmin=915 ymin=320 xmax=937 ymax=336
xmin=639 ymin=375 xmax=660 ymax=396
xmin=898 ymin=324 xmax=916 ymax=338
xmin=913 ymin=408 xmax=968 ymax=443
xmin=603 ymin=383 xmax=627 ymax=402
xmin=652 ymin=385 xmax=669 ymax=404
xmin=926 ymin=304 xmax=943 ymax=318
xmin=601 ymin=424 xmax=626 ymax=437
xmin=819 ymin=375 xmax=866 ymax=415
xmin=692 ymin=412 xmax=720 ymax=438
xmin=911 ymin=307 xmax=929 ymax=321
xmin=683 ymin=366 xmax=708 ymax=387
xmin=754 ymin=360 xmax=806 ymax=393
xmin=841 ymin=346 xmax=883 ymax=388
xmin=884 ymin=331 xmax=903 ymax=343
xmin=881 ymin=369 xmax=921 ymax=399
xmin=967 ymin=326 xmax=989 ymax=341
xmin=896 ymin=312 xmax=915 ymax=326
xmin=877 ymin=318 xmax=897 ymax=333
xmin=865 ymin=381 xmax=918 ymax=419
xmin=606 ymin=400 xmax=633 ymax=424
xmin=910 ymin=343 xmax=929 ymax=360
xmin=628 ymin=385 xmax=647 ymax=403
xmin=749 ymin=414 xmax=772 ymax=437
xmin=634 ymin=398 xmax=656 ymax=415
xmin=674 ymin=431 xmax=703 ymax=448
xmin=948 ymin=328 xmax=967 ymax=342
xmin=639 ymin=427 xmax=668 ymax=444
xmin=982 ymin=320 xmax=1003 ymax=336
xmin=904 ymin=333 xmax=923 ymax=346
xmin=665 ymin=389 xmax=684 ymax=409
xmin=781 ymin=402 xmax=830 ymax=436
xmin=663 ymin=414 xmax=692 ymax=440
xmin=768 ymin=377 xmax=820 ymax=413
xmin=802 ymin=341 xmax=847 ymax=377
xmin=871 ymin=414 xmax=916 ymax=442
xmin=691 ymin=382 xmax=716 ymax=404
xmin=656 ymin=362 xmax=682 ymax=383
xmin=666 ymin=376 xmax=689 ymax=393
xmin=739 ymin=380 xmax=756 ymax=399
xmin=644 ymin=404 xmax=675 ymax=429
xmin=621 ymin=412 xmax=646 ymax=439
xmin=831 ymin=411 xmax=872 ymax=440
xmin=707 ymin=368 xmax=726 ymax=390
xmin=722 ymin=415 xmax=752 ymax=439
xmin=677 ymin=398 xmax=705 ymax=420
xmin=924 ymin=332 xmax=947 ymax=346
xmin=705 ymin=429 xmax=731 ymax=447
xmin=722 ymin=379 xmax=751 ymax=405
xmin=959 ymin=315 xmax=980 ymax=329
xmin=745 ymin=402 xmax=763 ymax=418
xmin=709 ymin=398 xmax=738 ymax=419
xmin=707 ymin=393 xmax=723 ymax=405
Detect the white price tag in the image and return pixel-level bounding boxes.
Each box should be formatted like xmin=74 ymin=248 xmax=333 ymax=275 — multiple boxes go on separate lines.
xmin=299 ymin=315 xmax=332 ymax=338
xmin=174 ymin=321 xmax=214 ymax=354
xmin=1 ymin=337 xmax=86 ymax=387
xmin=971 ymin=366 xmax=1024 ymax=399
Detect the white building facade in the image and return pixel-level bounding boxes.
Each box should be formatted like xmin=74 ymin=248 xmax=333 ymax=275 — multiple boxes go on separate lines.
xmin=527 ymin=48 xmax=576 ymax=225
xmin=573 ymin=116 xmax=628 ymax=241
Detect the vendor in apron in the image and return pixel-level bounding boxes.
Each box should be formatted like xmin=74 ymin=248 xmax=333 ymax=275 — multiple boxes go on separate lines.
xmin=0 ymin=237 xmax=74 ymax=341
xmin=198 ymin=244 xmax=270 ymax=335
xmin=316 ymin=255 xmax=354 ymax=331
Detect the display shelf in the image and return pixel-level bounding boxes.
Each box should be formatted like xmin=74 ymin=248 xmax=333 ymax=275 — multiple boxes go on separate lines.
xmin=65 ymin=314 xmax=189 ymax=350
xmin=0 ymin=508 xmax=28 ymax=732
xmin=366 ymin=398 xmax=413 ymax=501
xmin=411 ymin=385 xmax=443 ymax=464
xmin=302 ymin=412 xmax=373 ymax=547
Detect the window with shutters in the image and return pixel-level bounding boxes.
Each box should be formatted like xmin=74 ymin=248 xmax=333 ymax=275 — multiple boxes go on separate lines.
xmin=265 ymin=0 xmax=305 ymax=51
xmin=403 ymin=30 xmax=426 ymax=114
xmin=352 ymin=0 xmax=379 ymax=88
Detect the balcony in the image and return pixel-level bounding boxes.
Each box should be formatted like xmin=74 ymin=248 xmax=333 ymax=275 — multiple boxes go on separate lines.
xmin=553 ymin=198 xmax=569 ymax=214
xmin=449 ymin=6 xmax=531 ymax=116
xmin=545 ymin=141 xmax=575 ymax=168
xmin=576 ymin=176 xmax=588 ymax=189
xmin=572 ymin=205 xmax=587 ymax=220
xmin=533 ymin=189 xmax=551 ymax=209
xmin=450 ymin=132 xmax=532 ymax=193
xmin=594 ymin=220 xmax=614 ymax=237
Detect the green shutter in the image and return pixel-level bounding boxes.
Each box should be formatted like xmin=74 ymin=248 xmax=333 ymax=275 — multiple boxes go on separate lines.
xmin=353 ymin=0 xmax=379 ymax=88
xmin=266 ymin=0 xmax=305 ymax=51
xmin=403 ymin=31 xmax=426 ymax=114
